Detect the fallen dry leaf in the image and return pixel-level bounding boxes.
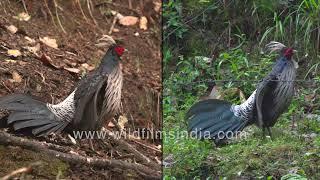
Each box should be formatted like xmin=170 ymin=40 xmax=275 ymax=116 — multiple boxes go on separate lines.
xmin=110 ymin=10 xmax=117 ymax=15
xmin=238 ymin=88 xmax=246 ymax=103
xmin=7 ymin=49 xmax=22 ymax=57
xmin=18 ymin=61 xmax=27 ymax=66
xmin=39 ymin=54 xmax=62 ymax=69
xmin=11 ymin=71 xmax=22 ymax=83
xmin=111 ymin=10 xmax=124 ymax=19
xmin=68 ymin=134 xmax=77 ymax=145
xmin=118 ymin=16 xmax=138 ymax=26
xmin=4 ymin=59 xmax=17 ymax=63
xmin=40 ymin=37 xmax=58 ymax=49
xmin=69 ymin=150 xmax=79 ymax=155
xmin=25 ymin=43 xmax=40 ymax=56
xmin=118 ymin=115 xmax=128 ymax=130
xmin=35 ymin=84 xmax=42 ymax=92
xmin=64 ymin=67 xmax=80 ymax=74
xmin=139 ymin=16 xmax=148 ymax=30
xmin=154 ymin=2 xmax=161 ymax=12
xmin=108 ymin=121 xmax=115 ymax=128
xmin=5 ymin=59 xmax=16 ymax=63
xmin=112 ymin=28 xmax=120 ymax=33
xmin=13 ymin=12 xmax=31 ymax=21
xmin=25 ymin=36 xmax=36 ymax=44
xmin=6 ymin=25 xmax=18 ymax=34
xmin=81 ymin=63 xmax=95 ymax=71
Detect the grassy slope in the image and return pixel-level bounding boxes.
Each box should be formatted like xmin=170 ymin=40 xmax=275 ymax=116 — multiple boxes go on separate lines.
xmin=163 ymin=102 xmax=320 ymax=179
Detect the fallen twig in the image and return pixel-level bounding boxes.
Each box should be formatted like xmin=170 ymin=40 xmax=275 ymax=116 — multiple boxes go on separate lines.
xmin=34 ymin=70 xmax=48 ymax=86
xmin=108 ymin=14 xmax=118 ymax=35
xmin=1 ymin=161 xmax=42 ymax=180
xmin=128 ymin=0 xmax=132 ymax=9
xmin=0 ymin=131 xmax=160 ymax=179
xmin=76 ymin=0 xmax=88 ymax=22
xmin=53 ymin=0 xmax=67 ymax=34
xmin=43 ymin=0 xmax=57 ymax=29
xmin=21 ymin=0 xmax=29 ymax=14
xmin=1 ymin=82 xmax=12 ymax=93
xmin=111 ymin=118 xmax=123 ymax=131
xmin=86 ymin=0 xmax=98 ymax=26
xmin=131 ymin=139 xmax=161 ymax=153
xmin=103 ymin=129 xmax=160 ymax=170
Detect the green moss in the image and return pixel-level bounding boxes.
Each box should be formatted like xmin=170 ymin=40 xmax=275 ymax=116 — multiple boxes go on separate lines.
xmin=0 ymin=145 xmax=69 ymax=178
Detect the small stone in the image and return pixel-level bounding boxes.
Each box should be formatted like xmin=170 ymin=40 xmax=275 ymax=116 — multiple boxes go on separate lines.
xmin=36 ymin=84 xmax=42 ymax=92
xmin=25 ymin=36 xmax=36 ymax=44
xmin=6 ymin=25 xmax=18 ymax=34
xmin=139 ymin=16 xmax=148 ymax=30
xmin=118 ymin=16 xmax=138 ymax=26
xmin=13 ymin=12 xmax=31 ymax=21
xmin=112 ymin=28 xmax=120 ymax=33
xmin=11 ymin=71 xmax=22 ymax=83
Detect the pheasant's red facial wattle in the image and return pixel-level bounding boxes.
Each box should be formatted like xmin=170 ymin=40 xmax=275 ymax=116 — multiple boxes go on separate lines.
xmin=114 ymin=46 xmax=125 ymax=57
xmin=284 ymin=48 xmax=294 ymax=59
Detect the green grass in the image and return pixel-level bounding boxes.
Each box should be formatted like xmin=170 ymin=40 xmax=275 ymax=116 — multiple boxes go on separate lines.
xmin=163 ymin=102 xmax=320 ymax=179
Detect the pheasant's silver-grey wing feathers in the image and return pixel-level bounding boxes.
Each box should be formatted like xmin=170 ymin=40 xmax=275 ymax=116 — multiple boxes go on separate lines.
xmin=255 ymin=75 xmax=278 ymax=127
xmin=73 ymin=72 xmax=107 ymax=130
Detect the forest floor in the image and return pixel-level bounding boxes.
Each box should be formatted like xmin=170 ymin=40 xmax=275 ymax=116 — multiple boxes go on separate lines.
xmin=0 ymin=0 xmax=161 ymax=179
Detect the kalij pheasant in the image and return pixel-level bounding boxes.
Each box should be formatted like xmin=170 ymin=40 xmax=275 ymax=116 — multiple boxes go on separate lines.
xmin=187 ymin=42 xmax=297 ymax=141
xmin=0 ymin=44 xmax=125 ymax=136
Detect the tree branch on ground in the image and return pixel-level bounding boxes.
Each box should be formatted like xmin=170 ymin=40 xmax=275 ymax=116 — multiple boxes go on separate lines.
xmin=0 ymin=131 xmax=161 ymax=179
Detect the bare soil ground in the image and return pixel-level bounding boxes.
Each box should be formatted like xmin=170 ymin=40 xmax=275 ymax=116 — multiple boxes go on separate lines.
xmin=0 ymin=0 xmax=161 ymax=179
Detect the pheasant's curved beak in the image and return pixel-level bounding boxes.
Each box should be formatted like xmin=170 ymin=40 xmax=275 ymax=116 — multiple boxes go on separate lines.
xmin=293 ymin=50 xmax=298 ymax=53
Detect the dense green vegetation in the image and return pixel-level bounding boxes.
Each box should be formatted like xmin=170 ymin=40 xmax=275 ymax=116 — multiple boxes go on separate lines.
xmin=163 ymin=0 xmax=320 ymax=179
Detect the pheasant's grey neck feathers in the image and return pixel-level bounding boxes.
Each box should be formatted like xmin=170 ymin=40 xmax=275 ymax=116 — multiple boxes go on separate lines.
xmin=46 ymin=90 xmax=76 ymax=122
xmin=231 ymin=90 xmax=256 ymax=121
xmin=101 ymin=65 xmax=123 ymax=121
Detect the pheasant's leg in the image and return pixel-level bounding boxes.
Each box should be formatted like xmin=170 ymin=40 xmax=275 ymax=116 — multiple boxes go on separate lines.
xmin=262 ymin=127 xmax=266 ymax=138
xmin=267 ymin=127 xmax=273 ymax=139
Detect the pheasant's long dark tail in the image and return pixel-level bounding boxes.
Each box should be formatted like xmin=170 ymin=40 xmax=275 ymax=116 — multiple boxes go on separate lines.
xmin=187 ymin=99 xmax=248 ymax=140
xmin=0 ymin=94 xmax=68 ymax=136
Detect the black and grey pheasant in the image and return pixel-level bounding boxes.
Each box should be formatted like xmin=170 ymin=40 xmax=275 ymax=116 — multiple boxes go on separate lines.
xmin=0 ymin=43 xmax=125 ymax=136
xmin=187 ymin=42 xmax=298 ymax=141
